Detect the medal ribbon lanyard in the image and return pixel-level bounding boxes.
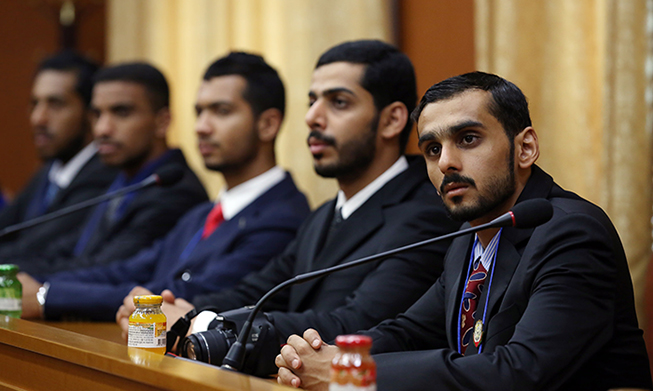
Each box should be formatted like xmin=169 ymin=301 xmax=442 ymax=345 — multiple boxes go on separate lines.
xmin=457 ymin=228 xmax=502 ymax=355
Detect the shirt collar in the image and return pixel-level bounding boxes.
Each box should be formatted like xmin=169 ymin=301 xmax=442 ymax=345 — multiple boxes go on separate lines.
xmin=217 ymin=166 xmax=286 ymax=220
xmin=48 ymin=142 xmax=98 ymax=189
xmin=335 ymin=155 xmax=408 ymax=220
xmin=472 ymin=229 xmax=502 ymax=271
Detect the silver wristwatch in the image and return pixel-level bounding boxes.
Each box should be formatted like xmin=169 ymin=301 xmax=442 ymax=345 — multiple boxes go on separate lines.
xmin=36 ymin=282 xmax=50 ymax=306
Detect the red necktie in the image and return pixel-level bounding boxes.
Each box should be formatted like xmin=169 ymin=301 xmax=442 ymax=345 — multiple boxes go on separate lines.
xmin=460 ymin=256 xmax=487 ymax=354
xmin=202 ymin=203 xmax=224 ymax=239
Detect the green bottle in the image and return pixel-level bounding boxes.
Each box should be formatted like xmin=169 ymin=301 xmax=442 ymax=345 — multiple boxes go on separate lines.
xmin=0 ymin=264 xmax=22 ymax=318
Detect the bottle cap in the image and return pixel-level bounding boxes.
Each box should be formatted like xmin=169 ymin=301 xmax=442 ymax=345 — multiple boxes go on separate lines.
xmin=0 ymin=264 xmax=19 ymax=273
xmin=335 ymin=334 xmax=373 ymax=348
xmin=133 ymin=295 xmax=163 ymax=305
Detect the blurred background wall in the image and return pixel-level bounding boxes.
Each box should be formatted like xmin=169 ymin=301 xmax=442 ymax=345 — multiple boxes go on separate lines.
xmin=1 ymin=0 xmax=652 ymax=354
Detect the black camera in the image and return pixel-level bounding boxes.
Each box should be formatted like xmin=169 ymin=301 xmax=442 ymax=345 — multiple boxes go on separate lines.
xmin=178 ymin=307 xmax=279 ymax=377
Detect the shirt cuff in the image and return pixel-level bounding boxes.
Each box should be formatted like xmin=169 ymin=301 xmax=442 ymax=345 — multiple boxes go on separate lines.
xmin=191 ymin=310 xmax=219 ymax=334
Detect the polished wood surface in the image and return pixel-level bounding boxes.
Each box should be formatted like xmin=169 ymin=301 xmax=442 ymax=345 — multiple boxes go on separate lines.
xmin=0 ymin=316 xmax=289 ymax=391
xmin=38 ymin=319 xmax=127 ymax=345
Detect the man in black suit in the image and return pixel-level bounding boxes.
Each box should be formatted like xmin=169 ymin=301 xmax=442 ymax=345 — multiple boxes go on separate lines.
xmin=148 ymin=40 xmax=458 ymax=356
xmin=0 ymin=52 xmax=118 ymax=258
xmin=276 ymin=72 xmax=652 ymax=390
xmin=17 ymin=63 xmax=208 ymax=317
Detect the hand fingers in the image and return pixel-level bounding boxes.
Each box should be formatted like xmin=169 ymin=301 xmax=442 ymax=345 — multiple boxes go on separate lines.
xmin=161 ymin=289 xmax=176 ymax=303
xmin=277 ymin=367 xmax=302 ymax=388
xmin=303 ymin=328 xmax=324 ymax=349
xmin=281 ymin=338 xmax=305 ymax=370
xmin=119 ymin=317 xmax=130 ymax=341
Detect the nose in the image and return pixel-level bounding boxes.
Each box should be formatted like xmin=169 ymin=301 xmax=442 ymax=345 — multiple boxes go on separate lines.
xmin=30 ymin=103 xmax=48 ymax=127
xmin=93 ymin=114 xmax=113 ymax=138
xmin=195 ymin=111 xmax=212 ymax=136
xmin=438 ymin=143 xmax=461 ymax=174
xmin=305 ymin=100 xmax=326 ymax=131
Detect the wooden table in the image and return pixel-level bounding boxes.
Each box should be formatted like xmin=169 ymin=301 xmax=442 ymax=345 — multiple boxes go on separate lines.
xmin=39 ymin=319 xmax=126 ymax=344
xmin=0 ymin=316 xmax=290 ymax=391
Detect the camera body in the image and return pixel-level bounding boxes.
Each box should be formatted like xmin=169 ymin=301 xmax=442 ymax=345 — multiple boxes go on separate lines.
xmin=180 ymin=307 xmax=279 ymax=377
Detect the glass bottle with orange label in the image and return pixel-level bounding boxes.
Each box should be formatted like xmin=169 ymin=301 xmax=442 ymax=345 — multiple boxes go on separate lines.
xmin=128 ymin=295 xmax=166 ymax=354
xmin=330 ymin=334 xmax=376 ymax=391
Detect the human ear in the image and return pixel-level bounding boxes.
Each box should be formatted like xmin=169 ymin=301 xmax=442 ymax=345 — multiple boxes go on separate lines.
xmin=256 ymin=108 xmax=282 ymax=143
xmin=514 ymin=127 xmax=539 ymax=169
xmin=154 ymin=107 xmax=171 ymax=138
xmin=378 ymin=101 xmax=408 ymax=141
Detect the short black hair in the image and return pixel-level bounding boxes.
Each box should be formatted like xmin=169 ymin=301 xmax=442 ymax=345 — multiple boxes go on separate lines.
xmin=36 ymin=50 xmax=99 ymax=108
xmin=316 ymin=40 xmax=417 ymax=152
xmin=412 ymin=71 xmax=532 ymax=140
xmin=93 ymin=62 xmax=169 ymax=111
xmin=203 ymin=52 xmax=285 ymax=118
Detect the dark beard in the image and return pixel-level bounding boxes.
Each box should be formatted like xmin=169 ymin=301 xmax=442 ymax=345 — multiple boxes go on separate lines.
xmin=444 ymin=142 xmax=516 ymax=222
xmin=311 ymin=114 xmax=379 ymax=181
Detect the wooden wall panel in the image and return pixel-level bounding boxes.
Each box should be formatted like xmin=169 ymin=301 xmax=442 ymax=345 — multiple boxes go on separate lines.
xmin=397 ymin=0 xmax=475 ymax=154
xmin=0 ymin=0 xmax=105 ymax=199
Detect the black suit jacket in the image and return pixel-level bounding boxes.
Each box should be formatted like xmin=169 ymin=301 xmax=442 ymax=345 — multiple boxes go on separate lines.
xmin=193 ymin=155 xmax=460 ymax=343
xmin=17 ymin=149 xmax=208 ymax=275
xmin=366 ymin=165 xmax=652 ymax=390
xmin=0 ymin=153 xmax=119 ymax=258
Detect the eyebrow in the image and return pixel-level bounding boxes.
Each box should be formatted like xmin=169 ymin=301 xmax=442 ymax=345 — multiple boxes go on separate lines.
xmin=417 ymin=120 xmax=485 ymax=147
xmin=308 ymin=87 xmax=356 ymax=98
xmin=195 ymin=100 xmax=233 ymax=111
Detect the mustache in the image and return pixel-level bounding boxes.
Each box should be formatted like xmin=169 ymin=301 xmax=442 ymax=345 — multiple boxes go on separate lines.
xmin=33 ymin=127 xmax=52 ymax=137
xmin=440 ymin=173 xmax=476 ymax=194
xmin=96 ymin=136 xmax=121 ymax=146
xmin=307 ymin=131 xmax=336 ymax=147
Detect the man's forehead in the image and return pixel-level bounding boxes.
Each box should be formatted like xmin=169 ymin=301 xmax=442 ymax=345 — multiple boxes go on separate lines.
xmin=198 ymin=75 xmax=246 ymax=102
xmin=310 ymin=62 xmax=366 ymax=92
xmin=417 ymin=91 xmax=494 ymax=135
xmin=92 ymin=81 xmax=146 ymax=104
xmin=32 ymin=70 xmax=77 ymax=95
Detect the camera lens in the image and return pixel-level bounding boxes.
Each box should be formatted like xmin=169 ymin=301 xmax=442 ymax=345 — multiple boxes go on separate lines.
xmin=181 ymin=327 xmax=236 ymax=365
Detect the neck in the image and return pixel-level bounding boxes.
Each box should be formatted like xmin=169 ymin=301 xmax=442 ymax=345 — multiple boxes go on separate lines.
xmin=122 ymin=145 xmax=168 ymax=179
xmin=337 ymin=151 xmax=401 ymax=200
xmin=222 ymin=154 xmax=275 ymax=189
xmin=470 ymin=167 xmax=531 ymax=247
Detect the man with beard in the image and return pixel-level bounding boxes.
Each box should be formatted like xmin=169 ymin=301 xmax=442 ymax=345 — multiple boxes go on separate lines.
xmin=18 ymin=53 xmax=310 ymax=321
xmin=276 ymin=72 xmax=652 ymax=390
xmin=148 ymin=40 xmax=458 ymax=368
xmin=0 ymin=52 xmax=118 ymax=258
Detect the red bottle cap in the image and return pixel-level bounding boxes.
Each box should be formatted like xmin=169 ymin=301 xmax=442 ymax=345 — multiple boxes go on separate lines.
xmin=335 ymin=334 xmax=373 ymax=348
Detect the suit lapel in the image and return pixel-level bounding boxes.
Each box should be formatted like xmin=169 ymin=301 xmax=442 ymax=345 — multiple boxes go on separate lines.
xmin=300 ymin=200 xmax=335 ymax=274
xmin=289 ymin=200 xmax=384 ymax=310
xmin=314 ymin=200 xmax=384 ymax=269
xmin=482 ymin=228 xmax=529 ymax=320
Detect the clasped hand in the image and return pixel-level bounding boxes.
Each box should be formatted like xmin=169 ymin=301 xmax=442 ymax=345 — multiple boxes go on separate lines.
xmin=275 ymin=328 xmax=338 ymax=390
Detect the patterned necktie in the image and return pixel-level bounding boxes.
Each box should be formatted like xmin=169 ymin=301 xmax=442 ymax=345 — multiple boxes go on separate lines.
xmin=202 ymin=203 xmax=224 ymax=239
xmin=460 ymin=255 xmax=488 ymax=354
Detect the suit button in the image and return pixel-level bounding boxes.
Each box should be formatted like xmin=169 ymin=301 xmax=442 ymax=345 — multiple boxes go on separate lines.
xmin=181 ymin=271 xmax=192 ymax=282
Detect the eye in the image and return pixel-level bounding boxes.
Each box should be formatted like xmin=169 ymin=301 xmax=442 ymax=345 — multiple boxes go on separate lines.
xmin=89 ymin=109 xmax=100 ymax=120
xmin=114 ymin=107 xmax=131 ymax=117
xmin=216 ymin=107 xmax=231 ymax=116
xmin=308 ymin=96 xmax=316 ymax=107
xmin=333 ymin=98 xmax=348 ymax=109
xmin=460 ymin=134 xmax=479 ymax=146
xmin=423 ymin=143 xmax=441 ymax=158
